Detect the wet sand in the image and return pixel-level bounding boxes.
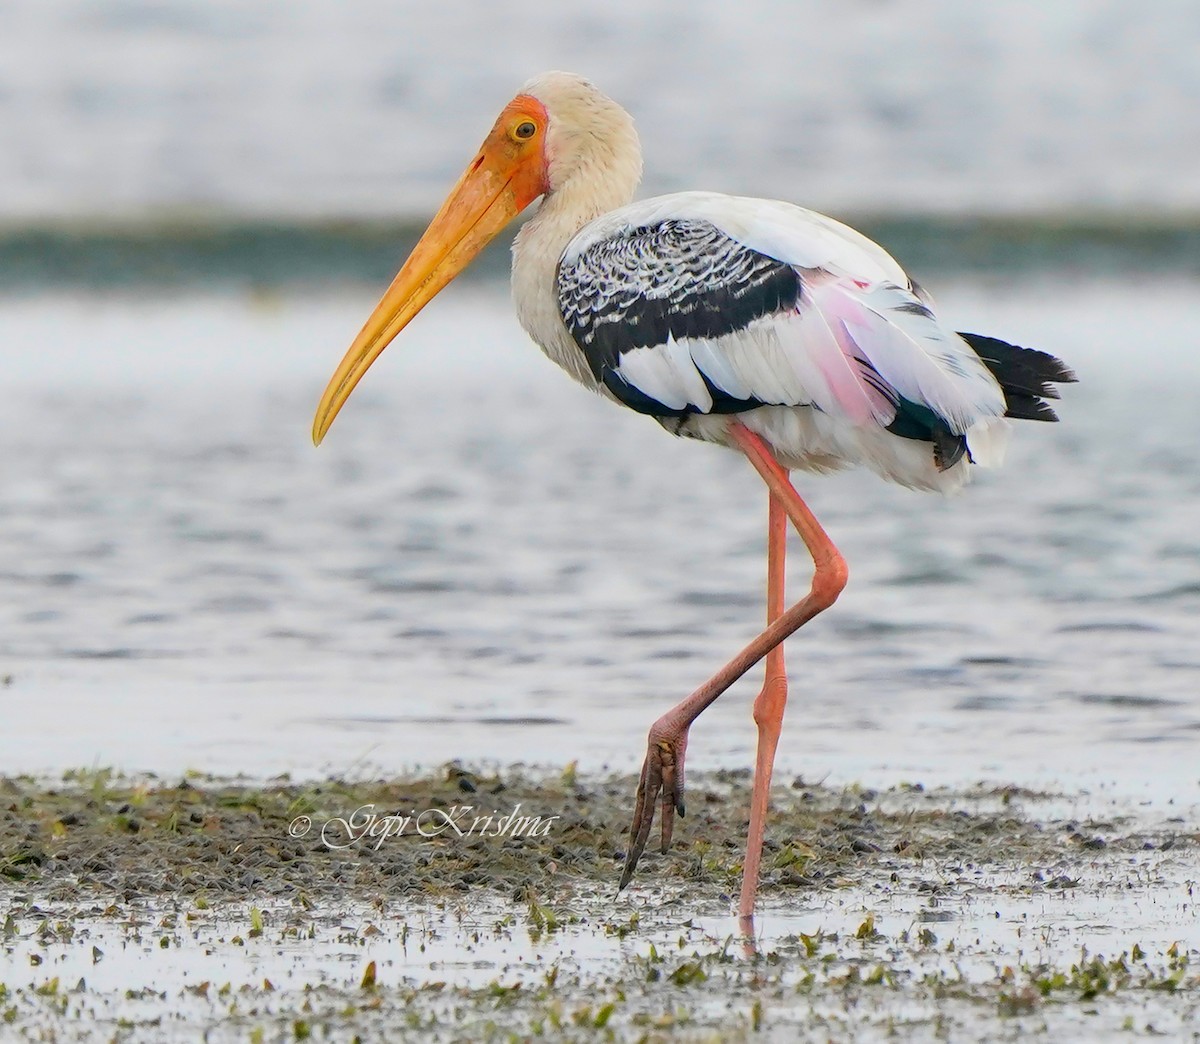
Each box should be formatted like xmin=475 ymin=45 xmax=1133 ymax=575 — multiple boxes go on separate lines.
xmin=2 ymin=766 xmax=1196 ymax=1041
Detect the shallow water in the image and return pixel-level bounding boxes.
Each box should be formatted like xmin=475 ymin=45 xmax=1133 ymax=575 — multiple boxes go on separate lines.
xmin=2 ymin=774 xmax=1196 ymax=1040
xmin=7 ymin=874 xmax=1196 ymax=1042
xmin=2 ymin=277 xmax=1199 ymax=809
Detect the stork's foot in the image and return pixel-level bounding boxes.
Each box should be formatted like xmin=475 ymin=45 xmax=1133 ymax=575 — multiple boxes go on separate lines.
xmin=618 ymin=720 xmax=690 ymax=890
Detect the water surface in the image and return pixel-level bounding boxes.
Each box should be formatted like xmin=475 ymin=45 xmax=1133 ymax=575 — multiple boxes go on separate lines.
xmin=2 ymin=278 xmax=1198 ymax=808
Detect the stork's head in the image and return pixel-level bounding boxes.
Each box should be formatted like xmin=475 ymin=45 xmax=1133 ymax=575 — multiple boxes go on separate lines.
xmin=524 ymin=71 xmax=642 ymax=200
xmin=312 ymin=71 xmax=640 ymax=444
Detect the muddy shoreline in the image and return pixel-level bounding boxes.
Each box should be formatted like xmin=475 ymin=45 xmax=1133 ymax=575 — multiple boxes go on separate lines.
xmin=2 ymin=767 xmax=1197 ymax=1040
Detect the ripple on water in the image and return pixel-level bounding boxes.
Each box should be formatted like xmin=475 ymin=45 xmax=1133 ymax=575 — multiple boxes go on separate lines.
xmin=959 ymin=655 xmax=1043 ymax=668
xmin=368 ymin=578 xmax=461 ymax=595
xmin=1074 ymin=692 xmax=1181 ymax=709
xmin=676 ymin=589 xmax=762 ymax=609
xmin=198 ymin=594 xmax=273 ymax=614
xmin=180 ymin=528 xmax=266 ymax=545
xmin=832 ymin=617 xmax=930 ymax=638
xmin=1056 ymin=620 xmax=1164 ymax=634
xmin=63 ymin=648 xmax=181 ymax=660
xmin=125 ymin=612 xmax=177 ymax=624
xmin=882 ymin=567 xmax=967 ymax=587
xmin=647 ymin=648 xmax=703 ymax=661
xmin=408 ymin=483 xmax=461 ymax=502
xmin=612 ymin=626 xmax=695 ymax=640
xmin=954 ymin=694 xmax=1017 ymax=712
xmin=5 ymin=287 xmax=1200 ymax=795
xmin=1136 ymin=582 xmax=1200 ymax=602
xmin=317 ymin=715 xmax=570 ymax=728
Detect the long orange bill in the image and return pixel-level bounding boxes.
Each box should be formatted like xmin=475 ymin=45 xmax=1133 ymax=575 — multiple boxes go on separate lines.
xmin=312 ymin=96 xmax=548 ymax=445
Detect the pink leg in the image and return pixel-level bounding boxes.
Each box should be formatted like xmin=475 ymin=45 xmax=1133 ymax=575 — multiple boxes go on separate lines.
xmin=738 ymin=488 xmax=788 ymax=926
xmin=619 ymin=423 xmax=848 ymax=923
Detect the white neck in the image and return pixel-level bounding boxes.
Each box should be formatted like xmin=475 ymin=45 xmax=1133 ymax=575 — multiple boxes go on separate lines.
xmin=510 ymin=140 xmax=642 ymax=388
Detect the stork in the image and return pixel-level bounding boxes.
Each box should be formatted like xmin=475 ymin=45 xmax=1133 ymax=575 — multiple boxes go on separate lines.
xmin=312 ymin=71 xmax=1075 ymax=932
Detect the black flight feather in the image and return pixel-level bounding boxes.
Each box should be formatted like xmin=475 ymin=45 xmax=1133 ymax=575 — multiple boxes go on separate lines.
xmin=959 ymin=332 xmax=1077 ymax=423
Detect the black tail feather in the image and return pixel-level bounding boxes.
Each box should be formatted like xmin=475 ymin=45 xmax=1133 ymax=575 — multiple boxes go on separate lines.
xmin=958 ymin=332 xmax=1077 ymax=423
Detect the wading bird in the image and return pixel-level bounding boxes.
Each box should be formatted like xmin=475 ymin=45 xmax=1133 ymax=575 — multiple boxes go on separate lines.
xmin=312 ymin=72 xmax=1074 ymax=932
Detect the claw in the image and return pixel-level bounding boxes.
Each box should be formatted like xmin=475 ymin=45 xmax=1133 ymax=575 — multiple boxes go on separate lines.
xmin=618 ymin=748 xmax=657 ymax=890
xmin=618 ymin=730 xmax=689 ymax=891
xmin=658 ymin=740 xmax=678 ymax=852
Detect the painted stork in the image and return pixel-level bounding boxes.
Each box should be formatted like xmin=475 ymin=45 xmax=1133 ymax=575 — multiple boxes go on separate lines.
xmin=312 ymin=71 xmax=1075 ymax=931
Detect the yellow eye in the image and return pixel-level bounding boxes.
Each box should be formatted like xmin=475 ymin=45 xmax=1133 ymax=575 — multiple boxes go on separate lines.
xmin=513 ymin=120 xmax=537 ymax=141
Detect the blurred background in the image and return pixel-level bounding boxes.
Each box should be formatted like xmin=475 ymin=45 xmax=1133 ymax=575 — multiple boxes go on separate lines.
xmin=4 ymin=0 xmax=1200 ymax=222
xmin=2 ymin=1 xmax=1198 ymax=800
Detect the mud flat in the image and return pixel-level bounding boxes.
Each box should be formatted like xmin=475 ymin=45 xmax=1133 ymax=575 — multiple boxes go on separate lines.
xmin=1 ymin=767 xmax=1196 ymax=1041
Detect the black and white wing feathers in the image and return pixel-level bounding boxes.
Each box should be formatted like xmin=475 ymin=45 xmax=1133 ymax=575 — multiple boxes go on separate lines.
xmin=553 ymin=192 xmax=1071 ymax=472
